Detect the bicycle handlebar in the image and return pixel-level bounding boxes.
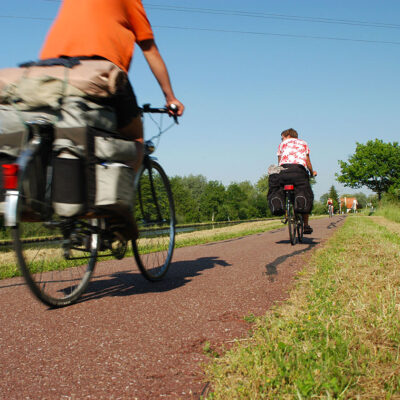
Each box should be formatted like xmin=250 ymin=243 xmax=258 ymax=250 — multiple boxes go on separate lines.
xmin=140 ymin=103 xmax=179 ymax=124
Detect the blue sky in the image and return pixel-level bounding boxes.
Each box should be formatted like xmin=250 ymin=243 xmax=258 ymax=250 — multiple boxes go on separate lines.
xmin=1 ymin=1 xmax=399 ymax=200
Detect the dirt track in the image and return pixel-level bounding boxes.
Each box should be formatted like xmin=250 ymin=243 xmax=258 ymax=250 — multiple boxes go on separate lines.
xmin=0 ymin=215 xmax=345 ymax=399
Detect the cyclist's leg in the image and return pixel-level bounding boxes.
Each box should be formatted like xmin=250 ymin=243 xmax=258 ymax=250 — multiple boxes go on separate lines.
xmin=96 ymin=79 xmax=143 ymax=241
xmin=118 ymin=116 xmax=144 ymax=172
xmin=114 ymin=78 xmax=144 ymax=172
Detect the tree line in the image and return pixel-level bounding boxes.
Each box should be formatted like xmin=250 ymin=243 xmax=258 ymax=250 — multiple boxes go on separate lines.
xmin=169 ymin=174 xmax=375 ymax=224
xmin=169 ymin=174 xmax=271 ymax=224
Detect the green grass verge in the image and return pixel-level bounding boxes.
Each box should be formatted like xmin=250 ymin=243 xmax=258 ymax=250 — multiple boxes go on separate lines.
xmin=204 ymin=216 xmax=400 ymax=399
xmin=0 ymin=220 xmax=285 ymax=280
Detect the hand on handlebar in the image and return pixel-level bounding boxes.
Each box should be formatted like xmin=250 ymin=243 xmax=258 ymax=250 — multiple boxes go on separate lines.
xmin=166 ymin=98 xmax=184 ymax=117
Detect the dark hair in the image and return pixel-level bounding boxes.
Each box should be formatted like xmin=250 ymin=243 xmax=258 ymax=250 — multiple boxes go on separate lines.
xmin=281 ymin=128 xmax=298 ymax=139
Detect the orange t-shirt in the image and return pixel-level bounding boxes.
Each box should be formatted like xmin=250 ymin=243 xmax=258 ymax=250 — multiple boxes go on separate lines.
xmin=40 ymin=0 xmax=154 ymax=72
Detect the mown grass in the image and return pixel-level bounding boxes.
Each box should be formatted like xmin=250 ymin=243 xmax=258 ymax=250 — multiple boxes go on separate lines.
xmin=174 ymin=220 xmax=283 ymax=249
xmin=204 ymin=216 xmax=400 ymax=399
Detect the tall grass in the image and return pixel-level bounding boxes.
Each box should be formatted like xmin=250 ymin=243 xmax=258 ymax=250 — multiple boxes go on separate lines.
xmin=204 ymin=216 xmax=400 ymax=398
xmin=375 ymin=201 xmax=400 ymax=223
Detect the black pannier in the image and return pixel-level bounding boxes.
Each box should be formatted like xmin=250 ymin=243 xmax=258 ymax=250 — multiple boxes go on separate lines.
xmin=267 ymin=172 xmax=285 ymax=216
xmin=293 ymin=183 xmax=314 ymax=214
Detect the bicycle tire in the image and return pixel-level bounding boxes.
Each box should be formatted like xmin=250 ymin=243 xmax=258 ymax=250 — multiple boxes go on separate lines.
xmin=297 ymin=213 xmax=304 ymax=243
xmin=287 ymin=199 xmax=297 ymax=245
xmin=12 ymin=157 xmax=99 ymax=307
xmin=132 ymin=160 xmax=175 ymax=281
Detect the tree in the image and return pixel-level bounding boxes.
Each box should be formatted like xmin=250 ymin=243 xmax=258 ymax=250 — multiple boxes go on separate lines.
xmin=337 ymin=139 xmax=400 ymax=200
xmin=170 ymin=176 xmax=201 ymax=223
xmin=171 ymin=175 xmax=207 ymax=223
xmin=328 ymin=185 xmax=340 ymax=211
xmin=225 ymin=183 xmax=247 ymax=220
xmin=180 ymin=174 xmax=208 ymax=200
xmin=254 ymin=174 xmax=271 ymax=218
xmin=354 ymin=192 xmax=368 ymax=208
xmin=199 ymin=180 xmax=226 ymax=221
xmin=312 ymin=201 xmax=326 ymax=215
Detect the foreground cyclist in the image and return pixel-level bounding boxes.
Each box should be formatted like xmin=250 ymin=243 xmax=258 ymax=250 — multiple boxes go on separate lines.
xmin=38 ymin=0 xmax=184 ymax=238
xmin=277 ymin=128 xmax=317 ymax=234
xmin=40 ymin=0 xmax=184 ymax=171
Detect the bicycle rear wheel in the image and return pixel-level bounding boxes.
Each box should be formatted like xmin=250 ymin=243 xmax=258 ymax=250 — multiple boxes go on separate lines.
xmin=287 ymin=200 xmax=297 ymax=245
xmin=132 ymin=160 xmax=175 ymax=281
xmin=12 ymin=160 xmax=99 ymax=307
xmin=296 ymin=214 xmax=304 ymax=243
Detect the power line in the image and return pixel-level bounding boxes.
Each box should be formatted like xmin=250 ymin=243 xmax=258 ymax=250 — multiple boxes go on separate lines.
xmin=0 ymin=15 xmax=51 ymax=21
xmin=1 ymin=14 xmax=399 ymax=46
xmin=42 ymin=0 xmax=400 ymax=30
xmin=145 ymin=4 xmax=400 ymax=30
xmin=153 ymin=24 xmax=400 ymax=45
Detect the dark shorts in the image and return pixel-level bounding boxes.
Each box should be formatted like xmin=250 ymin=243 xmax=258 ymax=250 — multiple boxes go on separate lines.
xmin=280 ymin=164 xmax=314 ymax=210
xmin=279 ymin=164 xmax=310 ymax=186
xmin=104 ymin=77 xmax=140 ymax=129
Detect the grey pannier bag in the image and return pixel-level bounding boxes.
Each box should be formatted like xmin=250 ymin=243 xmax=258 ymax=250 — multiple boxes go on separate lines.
xmin=51 ymin=97 xmax=137 ymax=217
xmin=92 ymin=135 xmax=137 ymax=213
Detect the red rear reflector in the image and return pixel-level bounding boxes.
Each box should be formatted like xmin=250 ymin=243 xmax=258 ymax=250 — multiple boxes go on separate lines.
xmin=284 ymin=184 xmax=294 ymax=190
xmin=2 ymin=164 xmax=19 ymax=190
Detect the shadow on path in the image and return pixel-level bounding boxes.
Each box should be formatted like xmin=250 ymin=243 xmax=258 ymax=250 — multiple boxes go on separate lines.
xmin=0 ymin=279 xmax=26 ymax=290
xmin=78 ymin=256 xmax=231 ymax=304
xmin=264 ymin=239 xmax=319 ymax=280
xmin=327 ymin=216 xmax=346 ymax=229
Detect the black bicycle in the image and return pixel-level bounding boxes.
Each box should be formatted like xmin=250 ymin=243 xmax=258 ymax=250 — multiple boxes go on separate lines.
xmin=282 ymin=184 xmax=304 ymax=245
xmin=2 ymin=104 xmax=177 ymax=307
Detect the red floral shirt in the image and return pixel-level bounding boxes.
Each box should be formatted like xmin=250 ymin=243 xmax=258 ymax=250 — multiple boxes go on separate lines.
xmin=277 ymin=138 xmax=310 ymax=169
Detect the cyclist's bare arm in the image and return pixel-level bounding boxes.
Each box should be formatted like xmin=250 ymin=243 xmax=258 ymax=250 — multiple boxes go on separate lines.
xmin=306 ymin=155 xmax=317 ymax=176
xmin=138 ymin=39 xmax=185 ymax=116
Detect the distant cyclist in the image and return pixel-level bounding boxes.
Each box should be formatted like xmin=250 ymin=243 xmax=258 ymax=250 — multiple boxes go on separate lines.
xmin=277 ymin=128 xmax=317 ymax=234
xmin=40 ymin=0 xmax=185 ymax=171
xmin=327 ymin=198 xmax=334 ymax=217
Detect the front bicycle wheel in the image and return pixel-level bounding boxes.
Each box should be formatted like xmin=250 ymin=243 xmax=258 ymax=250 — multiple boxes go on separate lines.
xmin=287 ymin=200 xmax=297 ymax=245
xmin=296 ymin=213 xmax=304 ymax=243
xmin=132 ymin=160 xmax=175 ymax=281
xmin=12 ymin=161 xmax=99 ymax=307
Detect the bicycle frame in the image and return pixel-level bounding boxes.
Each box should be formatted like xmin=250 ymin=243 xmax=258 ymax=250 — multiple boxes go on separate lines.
xmin=283 ymin=184 xmax=304 ymax=245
